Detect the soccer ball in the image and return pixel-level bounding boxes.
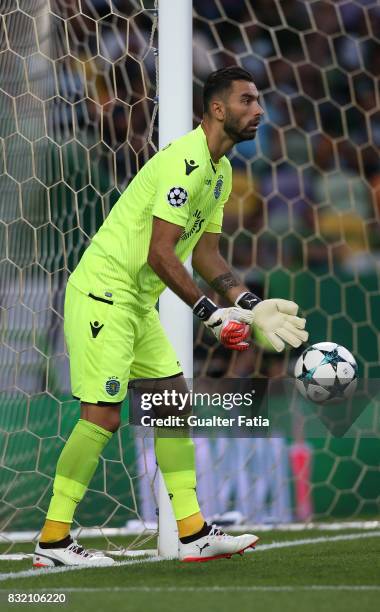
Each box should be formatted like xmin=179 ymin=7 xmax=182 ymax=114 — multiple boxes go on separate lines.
xmin=294 ymin=342 xmax=358 ymax=404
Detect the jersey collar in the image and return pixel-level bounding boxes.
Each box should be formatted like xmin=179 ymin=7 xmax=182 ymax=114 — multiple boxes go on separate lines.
xmin=197 ymin=124 xmax=220 ymax=173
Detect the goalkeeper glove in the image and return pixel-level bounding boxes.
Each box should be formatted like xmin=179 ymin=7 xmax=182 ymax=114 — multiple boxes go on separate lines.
xmin=193 ymin=295 xmax=253 ymax=352
xmin=235 ymin=292 xmax=308 ymax=352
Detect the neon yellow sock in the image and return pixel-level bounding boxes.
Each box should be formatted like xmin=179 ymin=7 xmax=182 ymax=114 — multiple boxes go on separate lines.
xmin=45 ymin=419 xmax=112 ymax=524
xmin=154 ymin=431 xmax=200 ymax=520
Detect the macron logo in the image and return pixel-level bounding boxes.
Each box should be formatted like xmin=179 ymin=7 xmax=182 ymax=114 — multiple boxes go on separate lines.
xmin=185 ymin=159 xmax=199 ymax=176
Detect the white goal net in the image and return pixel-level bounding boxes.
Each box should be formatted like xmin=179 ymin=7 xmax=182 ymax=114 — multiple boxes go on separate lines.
xmin=191 ymin=0 xmax=379 ymax=525
xmin=0 ymin=0 xmax=160 ymax=555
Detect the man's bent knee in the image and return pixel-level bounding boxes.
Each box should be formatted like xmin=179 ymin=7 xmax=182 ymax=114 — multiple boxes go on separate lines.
xmin=80 ymin=402 xmax=122 ymax=433
xmin=129 ymin=374 xmax=192 ymax=420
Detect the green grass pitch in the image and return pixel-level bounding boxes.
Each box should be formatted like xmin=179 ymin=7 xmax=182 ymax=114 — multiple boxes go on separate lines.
xmin=0 ymin=529 xmax=379 ymax=612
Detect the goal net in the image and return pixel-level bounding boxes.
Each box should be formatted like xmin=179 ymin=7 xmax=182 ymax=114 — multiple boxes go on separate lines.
xmin=0 ymin=0 xmax=379 ymax=558
xmin=0 ymin=0 xmax=160 ymax=555
xmin=191 ymin=0 xmax=379 ymax=525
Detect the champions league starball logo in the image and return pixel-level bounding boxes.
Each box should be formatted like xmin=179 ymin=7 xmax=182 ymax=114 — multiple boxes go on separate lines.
xmin=214 ymin=175 xmax=224 ymax=199
xmin=167 ymin=187 xmax=188 ymax=207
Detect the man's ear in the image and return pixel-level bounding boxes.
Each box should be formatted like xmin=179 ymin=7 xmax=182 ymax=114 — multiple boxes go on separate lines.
xmin=210 ymin=98 xmax=225 ymax=121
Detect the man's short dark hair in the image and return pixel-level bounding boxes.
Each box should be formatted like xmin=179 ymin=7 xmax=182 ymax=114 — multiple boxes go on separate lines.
xmin=203 ymin=66 xmax=255 ymax=114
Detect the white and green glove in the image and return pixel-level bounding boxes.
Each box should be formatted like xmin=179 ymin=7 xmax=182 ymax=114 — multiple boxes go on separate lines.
xmin=235 ymin=292 xmax=309 ymax=352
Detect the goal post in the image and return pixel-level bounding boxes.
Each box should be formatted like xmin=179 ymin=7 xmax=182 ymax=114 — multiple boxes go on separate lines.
xmin=157 ymin=0 xmax=193 ymax=559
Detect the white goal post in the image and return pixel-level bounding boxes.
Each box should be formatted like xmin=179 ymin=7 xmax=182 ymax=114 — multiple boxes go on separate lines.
xmin=157 ymin=0 xmax=193 ymax=559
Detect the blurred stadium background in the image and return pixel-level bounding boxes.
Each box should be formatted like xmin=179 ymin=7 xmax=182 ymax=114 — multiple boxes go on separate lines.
xmin=0 ymin=0 xmax=379 ymax=552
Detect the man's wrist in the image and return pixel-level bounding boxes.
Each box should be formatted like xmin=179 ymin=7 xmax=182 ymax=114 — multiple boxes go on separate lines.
xmin=193 ymin=295 xmax=218 ymax=321
xmin=235 ymin=291 xmax=261 ymax=311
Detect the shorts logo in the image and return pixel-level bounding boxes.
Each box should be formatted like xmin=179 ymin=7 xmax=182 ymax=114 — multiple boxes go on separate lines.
xmin=167 ymin=187 xmax=188 ymax=208
xmin=214 ymin=175 xmax=224 ymax=199
xmin=90 ymin=321 xmax=104 ymax=338
xmin=105 ymin=377 xmax=120 ymax=396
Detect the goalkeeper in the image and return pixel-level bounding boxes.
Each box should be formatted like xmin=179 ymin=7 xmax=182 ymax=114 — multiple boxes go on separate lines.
xmin=33 ymin=67 xmax=308 ymax=567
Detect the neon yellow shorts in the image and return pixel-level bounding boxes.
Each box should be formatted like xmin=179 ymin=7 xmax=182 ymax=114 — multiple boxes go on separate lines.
xmin=64 ymin=281 xmax=182 ymax=404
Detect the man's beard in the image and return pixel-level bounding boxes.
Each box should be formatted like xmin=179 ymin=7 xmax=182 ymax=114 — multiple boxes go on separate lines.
xmin=224 ymin=113 xmax=257 ymax=143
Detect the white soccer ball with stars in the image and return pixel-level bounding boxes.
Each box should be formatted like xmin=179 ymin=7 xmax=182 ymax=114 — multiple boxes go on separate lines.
xmin=294 ymin=342 xmax=358 ymax=404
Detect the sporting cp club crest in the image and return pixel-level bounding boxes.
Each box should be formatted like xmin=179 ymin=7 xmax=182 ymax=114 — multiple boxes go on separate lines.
xmin=105 ymin=377 xmax=120 ymax=396
xmin=214 ymin=175 xmax=224 ymax=199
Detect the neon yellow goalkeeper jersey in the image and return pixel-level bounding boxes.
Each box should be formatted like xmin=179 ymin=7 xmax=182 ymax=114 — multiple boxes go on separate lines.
xmin=69 ymin=125 xmax=232 ymax=312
